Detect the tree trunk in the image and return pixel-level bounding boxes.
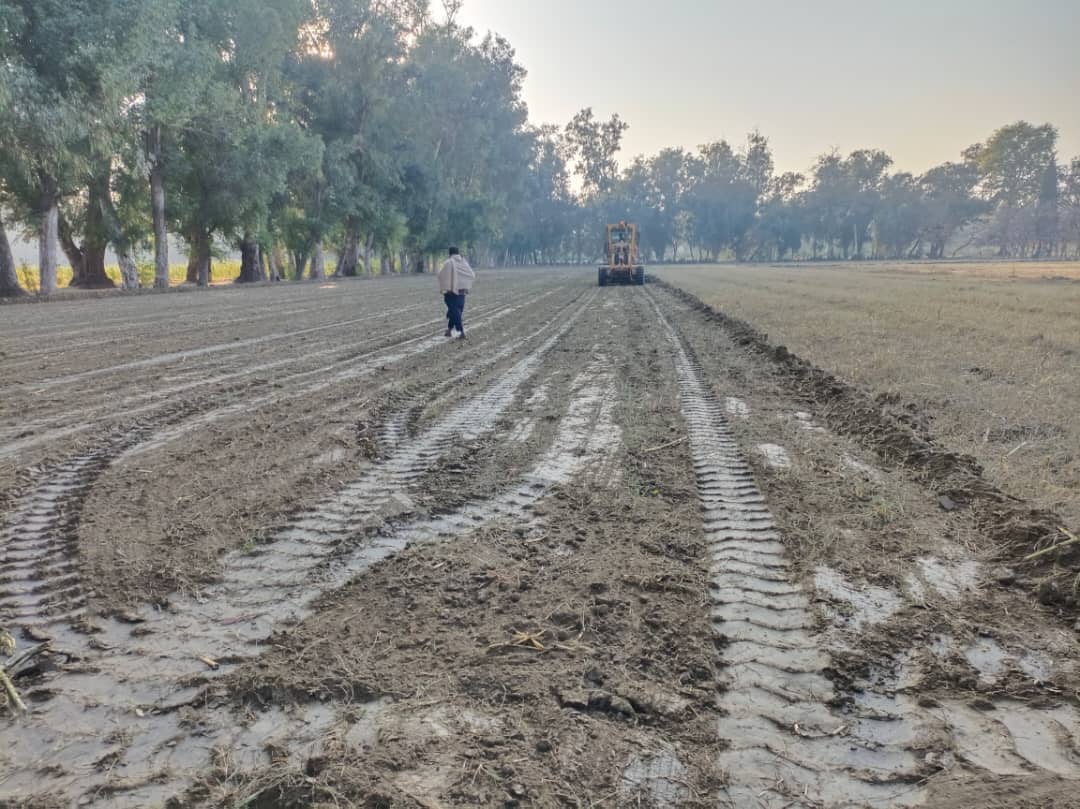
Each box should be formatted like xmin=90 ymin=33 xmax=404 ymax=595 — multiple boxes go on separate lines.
xmin=380 ymin=252 xmax=391 ymax=275
xmin=192 ymin=228 xmax=211 ymax=287
xmin=149 ymin=126 xmax=169 ymax=289
xmin=38 ymin=183 xmax=59 ymax=295
xmin=0 ymin=212 xmax=26 ymax=297
xmin=95 ymin=180 xmax=140 ymax=289
xmin=75 ymin=186 xmax=116 ymax=289
xmin=309 ymin=240 xmax=325 ymax=280
xmin=82 ymin=244 xmax=108 ymax=288
xmin=291 ymin=250 xmax=308 ymax=280
xmin=269 ymin=244 xmax=285 ymax=281
xmin=260 ymin=246 xmax=271 ymax=281
xmin=79 ymin=201 xmax=115 ymax=289
xmin=186 ymin=249 xmax=198 ymax=283
xmin=113 ymin=243 xmax=139 ymax=290
xmin=151 ymin=165 xmax=167 ymax=289
xmin=236 ymin=232 xmax=263 ymax=283
xmin=58 ymin=215 xmax=86 ymax=286
xmin=338 ymin=230 xmax=360 ymax=277
xmin=362 ymin=234 xmax=374 ymax=275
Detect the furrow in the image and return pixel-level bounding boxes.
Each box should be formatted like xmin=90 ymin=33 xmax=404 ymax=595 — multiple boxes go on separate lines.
xmin=120 ymin=293 xmax=543 ymax=458
xmin=0 ymin=288 xmax=554 ymax=460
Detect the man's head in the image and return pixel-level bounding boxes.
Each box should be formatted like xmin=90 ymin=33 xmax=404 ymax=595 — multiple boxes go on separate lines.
xmin=448 ymin=246 xmax=460 ymax=257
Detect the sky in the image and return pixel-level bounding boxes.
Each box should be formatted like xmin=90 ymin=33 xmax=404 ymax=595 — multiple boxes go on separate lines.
xmin=456 ymin=0 xmax=1080 ymax=175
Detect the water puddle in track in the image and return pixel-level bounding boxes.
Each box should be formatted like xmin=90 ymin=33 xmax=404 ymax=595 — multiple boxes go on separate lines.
xmin=813 ymin=566 xmax=903 ymax=630
xmin=508 ymin=383 xmax=550 ymax=443
xmin=912 ymin=556 xmax=981 ymax=600
xmin=620 ymin=743 xmax=690 ymax=806
xmin=840 ymin=452 xmax=884 ymax=482
xmin=756 ymin=442 xmax=792 ymax=469
xmin=793 ymin=411 xmax=826 ymax=433
xmin=725 ymin=397 xmax=750 ymax=419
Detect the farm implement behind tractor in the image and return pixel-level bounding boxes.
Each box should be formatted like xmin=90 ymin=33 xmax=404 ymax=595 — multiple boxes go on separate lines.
xmin=598 ymin=222 xmax=644 ymax=286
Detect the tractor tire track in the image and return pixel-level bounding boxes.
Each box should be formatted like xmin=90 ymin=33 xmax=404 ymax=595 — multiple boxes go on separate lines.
xmin=0 ymin=286 xmax=583 ymax=636
xmin=0 ymin=291 xmax=572 ymax=632
xmin=179 ymin=348 xmax=616 ymax=647
xmin=157 ymin=290 xmax=599 ymax=646
xmin=648 ymin=289 xmax=927 ymax=808
xmin=0 ymin=336 xmax=619 ymax=809
xmin=2 ymin=302 xmax=331 ymax=369
xmin=7 ymin=291 xmax=436 ymax=391
xmin=652 ymin=287 xmax=1080 ymax=804
xmin=0 ymin=415 xmax=185 ymax=629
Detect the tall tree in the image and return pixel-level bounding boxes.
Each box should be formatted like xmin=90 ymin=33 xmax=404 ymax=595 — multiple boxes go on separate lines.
xmin=166 ymin=0 xmax=320 ymax=286
xmin=393 ymin=25 xmax=531 ymax=267
xmin=292 ymin=0 xmax=413 ymax=278
xmin=0 ymin=2 xmax=92 ymax=293
xmin=973 ymin=122 xmax=1058 ymax=208
xmin=683 ymin=140 xmax=758 ymax=260
xmin=564 ymin=108 xmax=628 ymax=198
xmin=918 ymin=161 xmax=984 ymax=258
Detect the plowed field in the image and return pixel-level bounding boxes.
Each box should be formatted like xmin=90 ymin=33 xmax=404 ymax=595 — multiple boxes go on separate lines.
xmin=1 ymin=270 xmax=1078 ymax=808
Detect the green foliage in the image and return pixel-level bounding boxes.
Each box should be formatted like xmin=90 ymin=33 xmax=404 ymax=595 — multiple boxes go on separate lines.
xmin=973 ymin=122 xmax=1058 ymax=207
xmin=564 ymin=109 xmax=628 ymax=198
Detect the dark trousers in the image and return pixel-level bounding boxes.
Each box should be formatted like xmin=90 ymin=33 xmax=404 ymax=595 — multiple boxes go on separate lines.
xmin=444 ymin=291 xmax=466 ymax=333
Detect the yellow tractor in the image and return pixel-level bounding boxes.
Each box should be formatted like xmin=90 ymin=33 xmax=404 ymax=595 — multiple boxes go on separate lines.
xmin=598 ymin=221 xmax=645 ymax=286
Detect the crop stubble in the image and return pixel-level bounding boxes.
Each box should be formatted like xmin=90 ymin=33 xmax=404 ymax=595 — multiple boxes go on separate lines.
xmin=654 ymin=262 xmax=1080 ymax=533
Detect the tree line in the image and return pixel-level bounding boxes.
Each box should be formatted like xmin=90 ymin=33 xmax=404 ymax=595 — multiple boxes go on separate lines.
xmin=0 ymin=0 xmax=538 ymax=296
xmin=1 ymin=1 xmax=1078 ymax=298
xmin=542 ymin=116 xmax=1080 ymax=267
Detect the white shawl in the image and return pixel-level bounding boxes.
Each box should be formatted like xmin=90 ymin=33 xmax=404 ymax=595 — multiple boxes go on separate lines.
xmin=437 ymin=255 xmax=476 ymax=294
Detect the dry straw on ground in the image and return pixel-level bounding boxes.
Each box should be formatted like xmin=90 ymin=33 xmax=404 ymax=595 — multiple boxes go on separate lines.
xmin=657 ymin=262 xmax=1080 ymax=532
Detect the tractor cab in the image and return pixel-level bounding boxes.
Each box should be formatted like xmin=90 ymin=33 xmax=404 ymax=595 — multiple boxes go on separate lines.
xmin=599 ymin=221 xmax=645 ymax=286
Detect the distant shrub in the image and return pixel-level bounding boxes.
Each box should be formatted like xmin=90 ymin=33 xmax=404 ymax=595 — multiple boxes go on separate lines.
xmin=10 ymin=259 xmax=245 ymax=292
xmin=16 ymin=262 xmax=37 ymax=293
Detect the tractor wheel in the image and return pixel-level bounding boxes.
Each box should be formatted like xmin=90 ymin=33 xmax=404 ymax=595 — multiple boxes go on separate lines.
xmin=633 ymin=267 xmax=645 ymax=286
xmin=598 ymin=268 xmax=608 ymax=287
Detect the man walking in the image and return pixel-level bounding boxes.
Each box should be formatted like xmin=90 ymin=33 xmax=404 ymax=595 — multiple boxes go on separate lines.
xmin=437 ymin=246 xmax=475 ymax=339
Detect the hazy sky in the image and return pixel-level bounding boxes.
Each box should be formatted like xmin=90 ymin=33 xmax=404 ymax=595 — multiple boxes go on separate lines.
xmin=457 ymin=0 xmax=1080 ymax=175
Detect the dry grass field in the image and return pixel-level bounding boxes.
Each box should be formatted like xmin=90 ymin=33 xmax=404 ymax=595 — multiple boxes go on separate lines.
xmin=655 ymin=261 xmax=1080 ymax=532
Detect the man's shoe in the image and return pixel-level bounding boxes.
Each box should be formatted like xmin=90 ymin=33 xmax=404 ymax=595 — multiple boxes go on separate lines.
xmin=444 ymin=328 xmax=452 ymax=337
xmin=458 ymin=332 xmax=467 ymax=340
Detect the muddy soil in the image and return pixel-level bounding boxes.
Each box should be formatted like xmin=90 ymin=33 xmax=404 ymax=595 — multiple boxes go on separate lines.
xmin=1 ymin=271 xmax=1078 ymax=808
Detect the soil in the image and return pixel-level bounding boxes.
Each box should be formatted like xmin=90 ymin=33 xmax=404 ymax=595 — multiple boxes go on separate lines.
xmin=1 ymin=270 xmax=1078 ymax=808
